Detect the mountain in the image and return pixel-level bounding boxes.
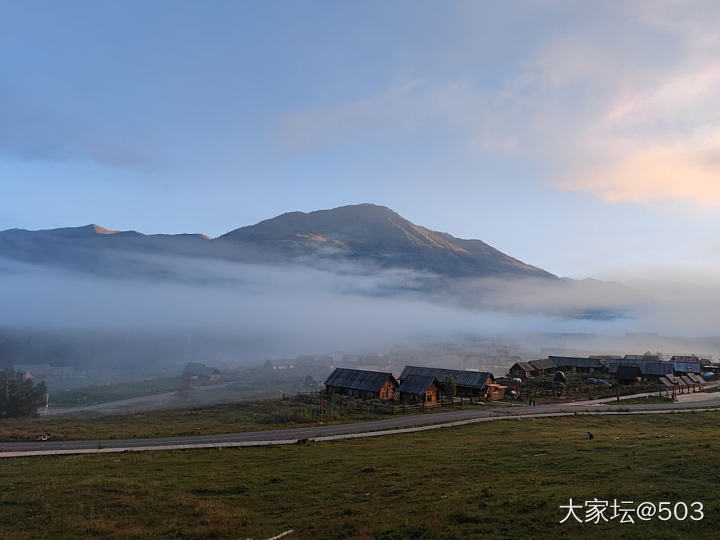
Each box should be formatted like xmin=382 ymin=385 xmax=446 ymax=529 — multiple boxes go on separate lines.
xmin=0 ymin=203 xmax=553 ymax=280
xmin=0 ymin=223 xmax=210 ymax=273
xmin=217 ymin=204 xmax=555 ymax=279
xmin=0 ymin=204 xmax=645 ymax=319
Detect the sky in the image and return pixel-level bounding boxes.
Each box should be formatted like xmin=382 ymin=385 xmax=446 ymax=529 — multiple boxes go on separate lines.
xmin=2 ymin=0 xmax=720 ymax=279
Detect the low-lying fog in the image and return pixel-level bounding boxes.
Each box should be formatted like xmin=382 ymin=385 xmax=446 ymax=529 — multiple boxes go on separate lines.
xmin=1 ymin=253 xmax=719 ymax=377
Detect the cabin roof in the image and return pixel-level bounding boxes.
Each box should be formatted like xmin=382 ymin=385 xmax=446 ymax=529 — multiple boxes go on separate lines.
xmin=398 ymin=375 xmax=437 ymax=395
xmin=400 ymin=366 xmax=494 ymax=389
xmin=549 ymin=356 xmax=603 ymax=368
xmin=511 ymin=362 xmax=534 ymax=373
xmin=185 ymin=362 xmax=220 ymax=377
xmin=528 ymin=358 xmax=557 ymax=371
xmin=324 ymin=368 xmax=397 ymax=392
xmin=607 ymin=358 xmax=673 ymax=376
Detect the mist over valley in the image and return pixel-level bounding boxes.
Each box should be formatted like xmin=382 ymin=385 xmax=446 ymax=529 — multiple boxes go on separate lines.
xmin=2 ymin=204 xmax=717 ymax=392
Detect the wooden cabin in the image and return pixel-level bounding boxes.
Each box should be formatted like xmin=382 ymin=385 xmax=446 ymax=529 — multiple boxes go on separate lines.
xmin=615 ymin=365 xmax=642 ymax=384
xmin=184 ymin=362 xmax=221 ymax=383
xmin=485 ymin=382 xmax=507 ymax=401
xmin=607 ymin=358 xmax=673 ymax=379
xmin=324 ymin=368 xmax=398 ymax=401
xmin=508 ymin=358 xmax=558 ymax=379
xmin=549 ymin=356 xmax=604 ymax=373
xmin=398 ymin=375 xmax=440 ymax=404
xmin=400 ymin=366 xmax=499 ymax=400
xmin=302 ymin=375 xmax=320 ymax=392
xmin=529 ymin=358 xmax=556 ymax=374
xmin=509 ymin=362 xmax=535 ymax=379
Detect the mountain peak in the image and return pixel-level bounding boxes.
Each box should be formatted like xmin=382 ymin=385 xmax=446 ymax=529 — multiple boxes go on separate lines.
xmin=272 ymin=203 xmax=398 ymax=222
xmin=218 ymin=203 xmax=555 ymax=279
xmin=312 ymin=203 xmax=399 ymax=219
xmin=0 ymin=204 xmax=556 ymax=280
xmin=88 ymin=224 xmax=119 ymax=235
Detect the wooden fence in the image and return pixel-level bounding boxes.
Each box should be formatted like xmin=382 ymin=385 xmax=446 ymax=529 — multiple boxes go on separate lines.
xmin=292 ymin=392 xmax=484 ymax=415
xmin=390 ymin=401 xmax=441 ymax=414
xmin=389 ymin=396 xmax=483 ymax=414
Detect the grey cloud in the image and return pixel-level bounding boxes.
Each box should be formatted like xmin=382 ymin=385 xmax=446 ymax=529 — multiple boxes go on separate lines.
xmin=0 ymin=87 xmax=158 ymax=170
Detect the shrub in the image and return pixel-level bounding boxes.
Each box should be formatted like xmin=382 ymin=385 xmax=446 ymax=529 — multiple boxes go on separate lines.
xmin=0 ymin=368 xmax=47 ymax=418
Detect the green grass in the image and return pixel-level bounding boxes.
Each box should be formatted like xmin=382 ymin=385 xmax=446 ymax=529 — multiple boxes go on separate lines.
xmin=0 ymin=396 xmax=511 ymax=442
xmin=0 ymin=399 xmax=386 ymax=442
xmin=45 ymin=366 xmax=344 ymax=415
xmin=50 ymin=376 xmax=184 ymax=407
xmin=1 ymin=413 xmax=719 ymax=539
xmin=49 ymin=366 xmax=333 ymax=408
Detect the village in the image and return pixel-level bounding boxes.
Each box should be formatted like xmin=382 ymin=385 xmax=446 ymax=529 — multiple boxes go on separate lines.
xmin=314 ymin=352 xmax=719 ymax=410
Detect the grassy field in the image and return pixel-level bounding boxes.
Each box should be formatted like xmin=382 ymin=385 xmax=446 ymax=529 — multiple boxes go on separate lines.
xmin=0 ymin=396 xmax=509 ymax=442
xmin=51 ymin=376 xmax=184 ymax=407
xmin=1 ymin=412 xmax=719 ymax=539
xmin=0 ymin=399 xmax=387 ymax=441
xmin=49 ymin=366 xmax=336 ymax=408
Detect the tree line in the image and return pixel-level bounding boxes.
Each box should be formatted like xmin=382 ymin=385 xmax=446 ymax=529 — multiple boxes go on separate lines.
xmin=0 ymin=368 xmax=47 ymax=418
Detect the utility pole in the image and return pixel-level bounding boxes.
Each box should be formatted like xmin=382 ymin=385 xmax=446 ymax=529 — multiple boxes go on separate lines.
xmin=44 ymin=392 xmax=49 ymax=416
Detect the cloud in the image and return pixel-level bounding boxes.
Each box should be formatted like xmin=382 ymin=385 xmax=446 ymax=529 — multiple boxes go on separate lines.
xmin=0 ymin=88 xmax=158 ymax=170
xmin=0 ymin=255 xmax=598 ymax=367
xmin=557 ymin=145 xmax=720 ymax=207
xmin=279 ymin=79 xmax=519 ymax=153
xmin=278 ymin=3 xmax=720 ymax=210
xmin=5 ymin=250 xmax=720 ymax=374
xmin=527 ymin=5 xmax=720 ymax=208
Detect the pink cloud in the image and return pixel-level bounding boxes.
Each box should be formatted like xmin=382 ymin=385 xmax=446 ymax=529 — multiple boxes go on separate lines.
xmin=558 ymin=146 xmax=720 ymax=207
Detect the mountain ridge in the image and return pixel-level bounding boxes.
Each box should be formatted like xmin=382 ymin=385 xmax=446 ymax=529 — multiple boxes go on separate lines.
xmin=0 ymin=203 xmax=553 ymax=279
xmin=216 ymin=204 xmax=555 ymax=279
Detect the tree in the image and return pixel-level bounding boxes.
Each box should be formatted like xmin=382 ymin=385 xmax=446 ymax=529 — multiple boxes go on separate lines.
xmin=180 ymin=363 xmax=194 ymax=398
xmin=0 ymin=368 xmax=47 ymax=418
xmin=443 ymin=374 xmax=457 ymax=400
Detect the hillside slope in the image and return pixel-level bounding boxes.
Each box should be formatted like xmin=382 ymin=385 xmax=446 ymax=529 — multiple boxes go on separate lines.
xmin=217 ymin=204 xmax=554 ymax=278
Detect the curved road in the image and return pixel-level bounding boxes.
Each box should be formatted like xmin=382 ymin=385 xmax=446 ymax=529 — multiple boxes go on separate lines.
xmin=3 ymin=390 xmax=720 ymax=457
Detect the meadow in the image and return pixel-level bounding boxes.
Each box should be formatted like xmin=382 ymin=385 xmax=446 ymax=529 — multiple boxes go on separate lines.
xmin=1 ymin=412 xmax=718 ymax=539
xmin=0 ymin=399 xmax=381 ymax=442
xmin=50 ymin=376 xmax=184 ymax=407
